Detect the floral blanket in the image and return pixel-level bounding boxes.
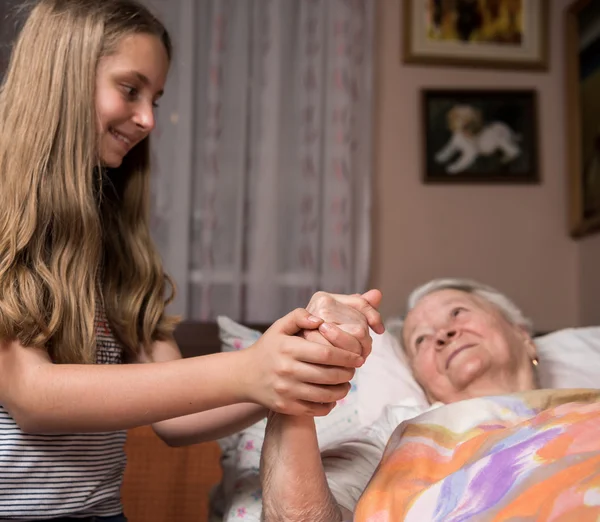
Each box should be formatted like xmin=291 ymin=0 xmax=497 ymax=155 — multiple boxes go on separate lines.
xmin=354 ymin=389 xmax=600 ymax=522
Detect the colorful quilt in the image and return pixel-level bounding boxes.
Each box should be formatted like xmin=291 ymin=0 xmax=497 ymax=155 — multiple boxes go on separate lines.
xmin=354 ymin=389 xmax=600 ymax=522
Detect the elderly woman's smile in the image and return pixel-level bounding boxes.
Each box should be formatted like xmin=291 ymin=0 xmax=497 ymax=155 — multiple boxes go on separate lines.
xmin=445 ymin=342 xmax=477 ymax=369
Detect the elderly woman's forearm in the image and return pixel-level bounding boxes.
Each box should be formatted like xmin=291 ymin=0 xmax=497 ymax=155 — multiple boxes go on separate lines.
xmin=260 ymin=413 xmax=344 ymax=522
xmin=261 ymin=499 xmax=342 ymax=522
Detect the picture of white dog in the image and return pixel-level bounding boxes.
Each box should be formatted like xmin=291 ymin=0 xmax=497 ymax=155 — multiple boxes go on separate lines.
xmin=434 ymin=104 xmax=522 ymax=174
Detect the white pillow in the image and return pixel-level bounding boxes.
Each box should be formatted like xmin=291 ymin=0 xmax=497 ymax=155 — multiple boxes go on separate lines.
xmin=218 ymin=316 xmax=262 ymax=352
xmin=356 ymin=330 xmax=428 ymax=426
xmin=535 ymin=327 xmax=600 ymax=389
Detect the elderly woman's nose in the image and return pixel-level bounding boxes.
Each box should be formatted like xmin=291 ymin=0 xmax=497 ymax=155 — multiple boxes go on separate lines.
xmin=435 ymin=329 xmax=457 ymax=348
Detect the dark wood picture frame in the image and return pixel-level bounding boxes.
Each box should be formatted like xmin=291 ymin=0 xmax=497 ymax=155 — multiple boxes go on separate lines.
xmin=565 ymin=0 xmax=600 ymax=238
xmin=421 ymin=89 xmax=539 ymax=184
xmin=403 ymin=0 xmax=549 ymax=71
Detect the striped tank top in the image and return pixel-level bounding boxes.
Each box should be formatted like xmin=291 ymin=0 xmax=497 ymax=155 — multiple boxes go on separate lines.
xmin=0 ymin=303 xmax=127 ymax=520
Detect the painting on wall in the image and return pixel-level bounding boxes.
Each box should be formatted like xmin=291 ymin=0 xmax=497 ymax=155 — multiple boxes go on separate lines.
xmin=566 ymin=0 xmax=600 ymax=238
xmin=422 ymin=89 xmax=538 ymax=184
xmin=403 ymin=0 xmax=549 ymax=70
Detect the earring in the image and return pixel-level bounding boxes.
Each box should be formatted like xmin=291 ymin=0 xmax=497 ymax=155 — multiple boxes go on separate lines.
xmin=532 ymin=357 xmax=539 ymax=367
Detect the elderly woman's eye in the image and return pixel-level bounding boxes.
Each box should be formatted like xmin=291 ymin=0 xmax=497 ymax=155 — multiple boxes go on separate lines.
xmin=415 ymin=336 xmax=425 ymax=348
xmin=451 ymin=307 xmax=466 ymax=317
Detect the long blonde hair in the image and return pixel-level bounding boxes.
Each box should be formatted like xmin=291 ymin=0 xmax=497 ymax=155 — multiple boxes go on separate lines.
xmin=0 ymin=0 xmax=178 ymax=364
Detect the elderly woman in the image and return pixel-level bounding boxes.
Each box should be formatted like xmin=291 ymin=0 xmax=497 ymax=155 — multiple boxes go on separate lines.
xmin=260 ymin=278 xmax=600 ymax=521
xmin=400 ymin=278 xmax=537 ymax=403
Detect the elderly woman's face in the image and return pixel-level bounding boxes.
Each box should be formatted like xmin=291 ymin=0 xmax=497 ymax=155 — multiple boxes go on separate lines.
xmin=402 ymin=289 xmax=537 ymax=404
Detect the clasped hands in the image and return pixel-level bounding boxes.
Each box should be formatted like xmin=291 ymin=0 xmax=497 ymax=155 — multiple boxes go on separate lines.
xmin=238 ymin=289 xmax=383 ymax=416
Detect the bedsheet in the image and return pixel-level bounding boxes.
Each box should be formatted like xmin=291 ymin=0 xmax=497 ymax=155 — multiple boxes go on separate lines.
xmin=354 ymin=388 xmax=600 ymax=522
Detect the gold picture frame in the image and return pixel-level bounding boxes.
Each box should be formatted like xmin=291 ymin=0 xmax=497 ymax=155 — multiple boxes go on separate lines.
xmin=403 ymin=1 xmax=549 ymax=71
xmin=565 ymin=0 xmax=600 ymax=238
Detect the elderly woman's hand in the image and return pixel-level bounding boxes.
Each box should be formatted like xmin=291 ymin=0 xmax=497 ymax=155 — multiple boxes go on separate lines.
xmin=302 ymin=289 xmax=384 ymax=359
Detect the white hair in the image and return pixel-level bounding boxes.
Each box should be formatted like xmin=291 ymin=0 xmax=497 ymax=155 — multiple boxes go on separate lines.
xmin=387 ymin=278 xmax=533 ymax=349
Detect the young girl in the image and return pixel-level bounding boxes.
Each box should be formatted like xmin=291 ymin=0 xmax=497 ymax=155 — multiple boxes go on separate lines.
xmin=0 ymin=1 xmax=383 ymax=520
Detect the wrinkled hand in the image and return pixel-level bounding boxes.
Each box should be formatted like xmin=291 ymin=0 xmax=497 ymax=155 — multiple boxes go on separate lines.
xmin=240 ymin=308 xmax=363 ymax=417
xmin=302 ymin=289 xmax=384 ymax=358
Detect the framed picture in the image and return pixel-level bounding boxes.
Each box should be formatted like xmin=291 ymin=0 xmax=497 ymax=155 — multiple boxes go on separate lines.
xmin=403 ymin=1 xmax=549 ymax=70
xmin=422 ymin=89 xmax=539 ymax=184
xmin=565 ymin=0 xmax=600 ymax=238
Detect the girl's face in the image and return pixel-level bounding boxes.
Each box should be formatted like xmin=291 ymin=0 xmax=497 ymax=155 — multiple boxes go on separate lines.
xmin=95 ymin=33 xmax=169 ymax=168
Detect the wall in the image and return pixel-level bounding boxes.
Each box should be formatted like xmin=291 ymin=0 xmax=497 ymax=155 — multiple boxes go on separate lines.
xmin=369 ymin=0 xmax=598 ymax=332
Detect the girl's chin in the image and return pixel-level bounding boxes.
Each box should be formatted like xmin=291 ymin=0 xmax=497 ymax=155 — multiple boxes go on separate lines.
xmin=99 ymin=150 xmax=125 ymax=168
xmin=101 ymin=158 xmax=123 ymax=168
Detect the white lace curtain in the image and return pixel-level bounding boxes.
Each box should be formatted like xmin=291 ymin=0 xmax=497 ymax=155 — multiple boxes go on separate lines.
xmin=151 ymin=0 xmax=375 ymax=322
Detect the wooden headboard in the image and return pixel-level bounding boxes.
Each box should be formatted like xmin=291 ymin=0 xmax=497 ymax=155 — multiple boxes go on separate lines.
xmin=173 ymin=320 xmax=269 ymax=358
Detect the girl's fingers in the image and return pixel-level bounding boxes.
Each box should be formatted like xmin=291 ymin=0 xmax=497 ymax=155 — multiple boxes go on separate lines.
xmin=318 ymin=322 xmax=366 ymax=357
xmin=285 ymin=337 xmax=364 ymax=368
xmin=271 ymin=382 xmax=351 ymax=414
xmin=275 ymin=400 xmax=336 ymax=417
xmin=298 ymin=382 xmax=351 ymax=404
xmin=299 ymin=400 xmax=337 ymax=417
xmin=271 ymin=308 xmax=323 ymax=337
xmin=281 ymin=361 xmax=355 ymax=386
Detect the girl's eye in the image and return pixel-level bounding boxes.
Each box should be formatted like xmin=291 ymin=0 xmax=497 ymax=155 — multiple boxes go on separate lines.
xmin=122 ymin=85 xmax=139 ymax=99
xmin=122 ymin=85 xmax=160 ymax=109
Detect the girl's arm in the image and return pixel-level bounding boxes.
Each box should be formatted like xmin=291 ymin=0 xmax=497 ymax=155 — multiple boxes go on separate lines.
xmin=0 ymin=309 xmax=360 ymax=434
xmin=137 ymin=339 xmax=267 ymax=447
xmin=151 ymin=402 xmax=267 ymax=447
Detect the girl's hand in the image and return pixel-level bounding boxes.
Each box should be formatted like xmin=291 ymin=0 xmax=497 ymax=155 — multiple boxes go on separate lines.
xmin=240 ymin=308 xmax=363 ymax=416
